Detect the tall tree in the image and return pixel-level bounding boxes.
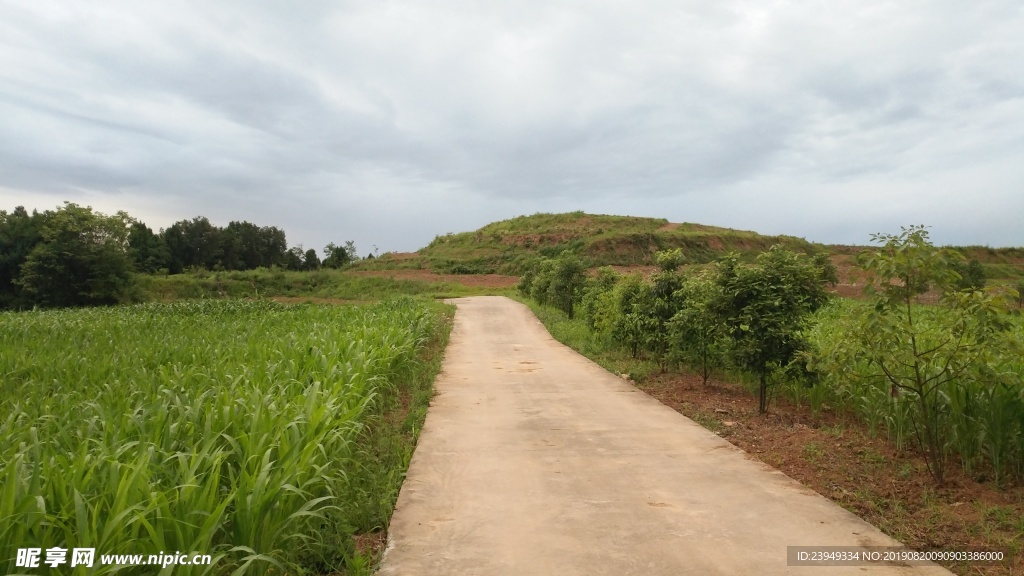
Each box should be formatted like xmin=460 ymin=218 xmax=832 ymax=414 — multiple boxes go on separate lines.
xmin=0 ymin=206 xmax=46 ymax=309
xmin=815 ymin=226 xmax=1017 ymax=483
xmin=952 ymin=258 xmax=986 ymax=292
xmin=162 ymin=217 xmax=223 ymax=271
xmin=17 ymin=203 xmax=136 ymax=307
xmin=303 ymin=248 xmax=320 ymax=270
xmin=127 ymin=221 xmax=169 ymax=273
xmin=284 ymin=246 xmax=305 ymax=271
xmin=547 ymin=250 xmax=587 ymax=319
xmin=717 ymin=246 xmax=832 ymax=414
xmin=258 ymin=226 xmax=288 ymax=268
xmin=322 ymin=242 xmax=351 ymax=269
xmin=669 ymin=272 xmax=726 ymax=385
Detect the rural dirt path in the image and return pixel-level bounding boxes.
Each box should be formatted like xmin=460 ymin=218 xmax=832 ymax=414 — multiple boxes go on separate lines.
xmin=379 ymin=296 xmax=952 ymax=575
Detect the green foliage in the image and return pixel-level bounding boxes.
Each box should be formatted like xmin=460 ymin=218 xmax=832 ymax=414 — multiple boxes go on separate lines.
xmin=304 ymin=248 xmax=321 ymax=270
xmin=323 ymin=242 xmax=355 ymax=269
xmin=643 ymin=266 xmax=686 ymax=370
xmin=579 ymin=266 xmax=621 ymax=333
xmin=655 ymin=248 xmax=685 ymax=272
xmin=162 ymin=216 xmax=224 ymax=273
xmin=717 ymin=246 xmax=832 ymax=413
xmin=163 ymin=217 xmax=291 ymax=273
xmin=0 ymin=206 xmax=45 ymax=309
xmin=812 ymin=252 xmax=840 ymax=286
xmin=222 ymin=220 xmax=288 ymax=270
xmin=282 ymin=244 xmax=324 ymax=272
xmin=523 ymin=245 xmax=832 ymax=406
xmin=519 ymin=295 xmax=659 ymax=382
xmin=517 ymin=259 xmax=539 ymax=298
xmin=420 ymin=211 xmax=816 ymax=274
xmin=609 ymin=274 xmax=655 ymax=359
xmin=576 ymin=250 xmax=689 ymax=369
xmin=517 ymin=223 xmax=1024 ymax=487
xmin=127 ymin=220 xmax=170 ymax=274
xmin=0 ymin=298 xmax=450 ymax=575
xmin=17 ymin=202 xmax=137 ymax=308
xmin=519 ymin=251 xmax=588 ymax=318
xmin=138 ymin=267 xmax=493 ymax=302
xmin=527 ymin=258 xmax=557 ymax=306
xmin=952 ymin=259 xmax=987 ymax=292
xmin=285 ymin=245 xmax=305 ymax=270
xmin=809 ymin=226 xmax=1022 ymax=483
xmin=547 ymin=251 xmax=587 ymax=319
xmin=2 ymin=201 xmax=366 ymax=308
xmin=538 ymin=238 xmax=586 ymax=259
xmin=668 ymin=272 xmax=726 ymax=385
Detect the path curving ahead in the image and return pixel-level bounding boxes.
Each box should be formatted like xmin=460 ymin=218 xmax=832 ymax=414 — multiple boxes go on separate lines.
xmin=379 ymin=296 xmax=951 ymax=575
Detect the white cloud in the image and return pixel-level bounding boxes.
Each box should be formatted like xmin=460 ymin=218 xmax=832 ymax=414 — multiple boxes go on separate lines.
xmin=1 ymin=0 xmax=1021 ymax=251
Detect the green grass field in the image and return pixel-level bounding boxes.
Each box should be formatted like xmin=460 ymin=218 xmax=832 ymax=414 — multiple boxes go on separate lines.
xmin=1 ymin=298 xmax=452 ymax=575
xmin=136 ymin=268 xmax=496 ymax=302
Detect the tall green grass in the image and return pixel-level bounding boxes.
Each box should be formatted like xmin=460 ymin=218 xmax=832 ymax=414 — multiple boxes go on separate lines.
xmin=136 ymin=268 xmax=485 ymax=302
xmin=804 ymin=299 xmax=1024 ymax=485
xmin=0 ymin=298 xmax=446 ymax=575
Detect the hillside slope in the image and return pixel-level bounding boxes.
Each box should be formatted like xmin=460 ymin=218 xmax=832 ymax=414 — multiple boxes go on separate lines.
xmin=359 ymin=212 xmax=817 ymax=275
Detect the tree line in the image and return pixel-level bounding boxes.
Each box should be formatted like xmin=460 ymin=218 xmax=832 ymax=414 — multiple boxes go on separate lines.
xmin=0 ymin=202 xmax=359 ymax=309
xmin=520 ymin=245 xmax=837 ymax=414
xmin=519 ymin=228 xmax=1022 ymax=484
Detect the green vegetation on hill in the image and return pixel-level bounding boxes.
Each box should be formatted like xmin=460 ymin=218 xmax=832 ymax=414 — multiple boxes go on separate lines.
xmin=355 ymin=213 xmax=1023 ymax=293
xmin=363 ymin=211 xmax=816 ymax=275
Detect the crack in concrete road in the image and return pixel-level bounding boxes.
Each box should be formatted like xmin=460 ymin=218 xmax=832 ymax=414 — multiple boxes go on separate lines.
xmin=379 ymin=296 xmax=951 ymax=575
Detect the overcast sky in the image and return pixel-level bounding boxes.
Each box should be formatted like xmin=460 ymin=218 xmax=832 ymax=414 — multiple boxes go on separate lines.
xmin=2 ymin=1 xmax=1022 ymax=254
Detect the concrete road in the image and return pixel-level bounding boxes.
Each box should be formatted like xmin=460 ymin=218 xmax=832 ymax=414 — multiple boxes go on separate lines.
xmin=379 ymin=296 xmax=951 ymax=575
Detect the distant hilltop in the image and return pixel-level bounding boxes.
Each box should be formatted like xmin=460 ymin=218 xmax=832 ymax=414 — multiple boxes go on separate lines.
xmin=351 ymin=211 xmax=1024 ymax=290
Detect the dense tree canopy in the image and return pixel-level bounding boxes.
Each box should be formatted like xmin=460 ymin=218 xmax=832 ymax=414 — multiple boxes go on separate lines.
xmin=0 ymin=206 xmax=46 ymax=308
xmin=17 ymin=203 xmax=136 ymax=307
xmin=717 ymin=246 xmax=833 ymax=413
xmin=0 ymin=202 xmax=358 ymax=309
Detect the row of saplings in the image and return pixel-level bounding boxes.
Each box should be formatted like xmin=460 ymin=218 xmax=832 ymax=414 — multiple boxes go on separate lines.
xmin=518 ymin=226 xmax=1024 ymax=486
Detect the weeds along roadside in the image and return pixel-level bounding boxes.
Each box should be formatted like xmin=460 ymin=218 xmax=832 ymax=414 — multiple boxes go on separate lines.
xmin=339 ymin=299 xmax=454 ymax=575
xmin=0 ymin=297 xmax=454 ymax=576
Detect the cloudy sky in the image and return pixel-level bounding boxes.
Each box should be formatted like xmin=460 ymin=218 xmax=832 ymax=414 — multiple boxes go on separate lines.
xmin=2 ymin=1 xmax=1022 ymax=254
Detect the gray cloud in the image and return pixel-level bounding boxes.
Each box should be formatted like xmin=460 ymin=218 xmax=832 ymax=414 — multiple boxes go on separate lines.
xmin=1 ymin=0 xmax=1022 ymax=253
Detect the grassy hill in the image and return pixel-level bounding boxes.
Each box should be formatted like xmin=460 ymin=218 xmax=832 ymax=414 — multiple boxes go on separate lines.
xmin=350 ymin=212 xmax=1023 ymax=293
xmin=357 ymin=212 xmax=818 ymax=275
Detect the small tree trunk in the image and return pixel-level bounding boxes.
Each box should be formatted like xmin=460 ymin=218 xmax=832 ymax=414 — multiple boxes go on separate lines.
xmin=758 ymin=371 xmax=767 ymax=414
xmin=701 ymin=346 xmax=710 ymax=386
xmin=917 ymin=390 xmax=945 ymax=484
